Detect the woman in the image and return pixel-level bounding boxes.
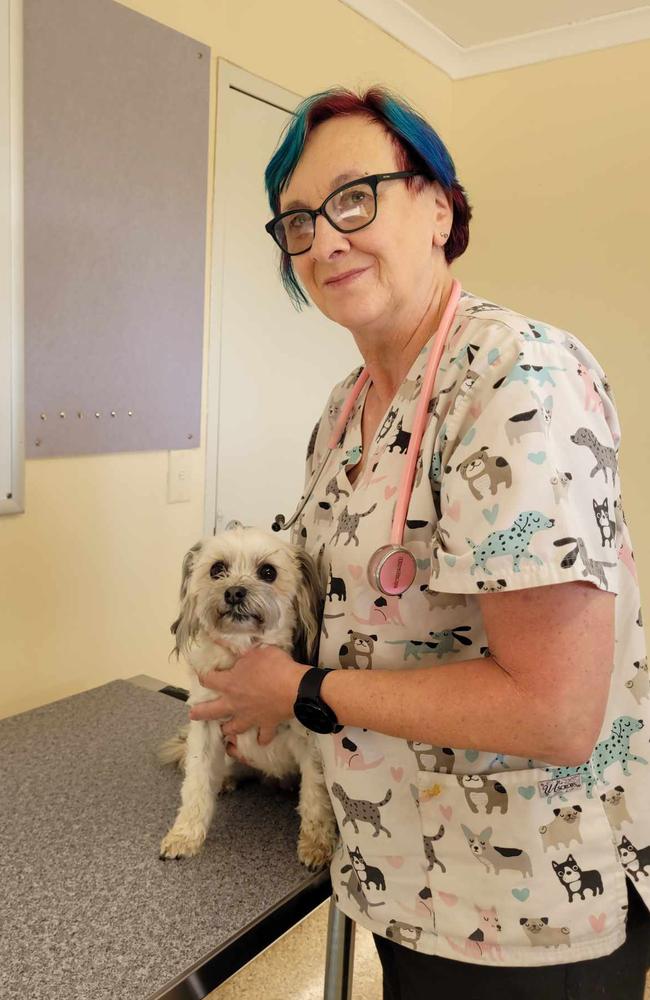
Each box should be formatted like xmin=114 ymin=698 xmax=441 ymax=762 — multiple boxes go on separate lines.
xmin=190 ymin=87 xmax=650 ymax=997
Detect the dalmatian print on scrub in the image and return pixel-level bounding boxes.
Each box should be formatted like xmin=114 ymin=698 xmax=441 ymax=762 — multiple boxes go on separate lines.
xmin=292 ymin=289 xmax=649 ymax=966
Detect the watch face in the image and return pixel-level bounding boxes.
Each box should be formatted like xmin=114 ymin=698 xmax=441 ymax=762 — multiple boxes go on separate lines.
xmin=295 ymin=699 xmax=335 ymax=734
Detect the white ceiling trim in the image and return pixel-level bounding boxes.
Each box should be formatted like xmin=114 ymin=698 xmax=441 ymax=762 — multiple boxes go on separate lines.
xmin=340 ymin=0 xmax=650 ymax=78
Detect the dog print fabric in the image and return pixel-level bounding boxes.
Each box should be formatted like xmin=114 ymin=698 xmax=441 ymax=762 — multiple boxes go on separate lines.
xmin=291 ymin=289 xmax=649 ymax=966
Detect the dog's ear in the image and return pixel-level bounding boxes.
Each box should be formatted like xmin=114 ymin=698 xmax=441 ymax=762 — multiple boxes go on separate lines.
xmin=169 ymin=540 xmax=203 ymax=660
xmin=291 ymin=547 xmax=324 ymax=666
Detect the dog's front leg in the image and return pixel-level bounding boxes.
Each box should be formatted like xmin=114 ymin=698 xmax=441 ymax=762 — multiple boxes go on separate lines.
xmin=160 ymin=718 xmax=226 ymax=859
xmin=296 ymin=742 xmax=339 ymax=871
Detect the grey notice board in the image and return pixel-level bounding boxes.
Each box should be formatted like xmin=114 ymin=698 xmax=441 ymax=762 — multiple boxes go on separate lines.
xmin=23 ymin=0 xmax=210 ymax=458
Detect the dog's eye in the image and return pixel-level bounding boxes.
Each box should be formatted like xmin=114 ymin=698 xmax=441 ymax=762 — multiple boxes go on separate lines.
xmin=258 ymin=563 xmax=277 ymax=583
xmin=209 ymin=561 xmax=228 ymax=579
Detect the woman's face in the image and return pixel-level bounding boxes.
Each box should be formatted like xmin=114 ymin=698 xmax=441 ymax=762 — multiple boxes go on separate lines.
xmin=279 ymin=114 xmax=451 ymax=336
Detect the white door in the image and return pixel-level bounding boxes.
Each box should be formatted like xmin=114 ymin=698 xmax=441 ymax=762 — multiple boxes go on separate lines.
xmin=205 ymin=62 xmax=361 ymax=536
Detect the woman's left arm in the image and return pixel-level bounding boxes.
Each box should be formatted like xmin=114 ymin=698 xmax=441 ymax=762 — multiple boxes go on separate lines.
xmin=190 ymin=579 xmax=614 ymax=766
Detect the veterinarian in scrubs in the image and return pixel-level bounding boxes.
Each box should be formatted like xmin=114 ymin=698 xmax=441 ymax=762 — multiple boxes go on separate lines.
xmin=191 ymin=87 xmax=650 ymax=998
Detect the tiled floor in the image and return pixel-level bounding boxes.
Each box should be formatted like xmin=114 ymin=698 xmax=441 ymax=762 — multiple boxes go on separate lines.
xmin=208 ymin=900 xmax=382 ymax=1000
xmin=208 ymin=901 xmax=650 ymax=1000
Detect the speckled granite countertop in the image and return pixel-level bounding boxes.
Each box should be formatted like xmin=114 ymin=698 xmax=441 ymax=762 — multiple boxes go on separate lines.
xmin=0 ymin=679 xmax=328 ymax=1000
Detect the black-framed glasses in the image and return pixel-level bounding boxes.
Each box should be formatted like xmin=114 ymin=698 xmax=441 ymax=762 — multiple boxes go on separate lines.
xmin=265 ymin=171 xmax=425 ymax=256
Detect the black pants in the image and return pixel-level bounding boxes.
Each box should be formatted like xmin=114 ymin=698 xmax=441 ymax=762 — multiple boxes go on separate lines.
xmin=373 ymin=880 xmax=650 ymax=1000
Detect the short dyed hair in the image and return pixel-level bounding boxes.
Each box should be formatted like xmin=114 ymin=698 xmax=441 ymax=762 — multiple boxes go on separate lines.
xmin=264 ymin=85 xmax=472 ymax=310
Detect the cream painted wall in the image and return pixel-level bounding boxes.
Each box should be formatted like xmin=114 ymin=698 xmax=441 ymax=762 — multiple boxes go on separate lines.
xmin=451 ymin=40 xmax=650 ymax=606
xmin=0 ymin=0 xmax=451 ymax=718
xmin=2 ymin=1 xmax=646 ymax=719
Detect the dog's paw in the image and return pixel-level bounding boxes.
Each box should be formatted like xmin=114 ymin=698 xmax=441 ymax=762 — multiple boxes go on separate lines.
xmin=297 ymin=826 xmax=337 ymax=871
xmin=219 ymin=776 xmax=239 ymax=794
xmin=159 ymin=825 xmax=206 ymax=860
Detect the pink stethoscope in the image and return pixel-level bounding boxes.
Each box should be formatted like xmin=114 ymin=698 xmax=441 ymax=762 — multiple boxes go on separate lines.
xmin=272 ymin=278 xmax=462 ymax=596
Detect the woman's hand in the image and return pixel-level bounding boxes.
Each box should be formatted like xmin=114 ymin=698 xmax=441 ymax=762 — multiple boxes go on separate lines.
xmin=188 ymin=645 xmax=308 ymax=747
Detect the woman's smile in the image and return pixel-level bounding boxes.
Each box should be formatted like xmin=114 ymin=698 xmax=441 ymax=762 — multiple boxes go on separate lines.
xmin=324 ymin=266 xmax=371 ymax=288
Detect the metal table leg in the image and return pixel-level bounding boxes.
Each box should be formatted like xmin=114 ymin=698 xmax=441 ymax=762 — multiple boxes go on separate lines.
xmin=323 ymin=897 xmax=355 ymax=1000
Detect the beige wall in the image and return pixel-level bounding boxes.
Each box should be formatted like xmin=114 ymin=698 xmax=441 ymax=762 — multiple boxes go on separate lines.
xmin=451 ymin=40 xmax=650 ymax=605
xmin=0 ymin=0 xmax=451 ymax=718
xmin=1 ymin=2 xmax=646 ymax=719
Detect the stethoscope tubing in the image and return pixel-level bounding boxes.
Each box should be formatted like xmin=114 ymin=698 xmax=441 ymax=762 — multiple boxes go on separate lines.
xmin=273 ymin=277 xmax=462 ymax=542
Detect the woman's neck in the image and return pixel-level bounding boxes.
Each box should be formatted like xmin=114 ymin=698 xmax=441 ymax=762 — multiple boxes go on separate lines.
xmin=353 ymin=273 xmax=454 ymax=411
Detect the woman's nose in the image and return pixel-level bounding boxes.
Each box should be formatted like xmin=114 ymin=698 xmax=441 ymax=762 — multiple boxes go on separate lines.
xmin=310 ymin=213 xmax=350 ymax=260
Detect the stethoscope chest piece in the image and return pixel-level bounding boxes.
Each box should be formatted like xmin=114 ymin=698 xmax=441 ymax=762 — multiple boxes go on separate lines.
xmin=368 ymin=544 xmax=417 ymax=596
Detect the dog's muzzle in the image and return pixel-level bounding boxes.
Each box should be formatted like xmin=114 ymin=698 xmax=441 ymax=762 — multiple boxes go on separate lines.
xmin=222 ymin=585 xmax=263 ymax=625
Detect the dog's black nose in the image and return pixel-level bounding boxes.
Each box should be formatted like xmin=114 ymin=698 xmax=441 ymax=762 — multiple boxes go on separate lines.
xmin=225 ymin=586 xmax=247 ymax=606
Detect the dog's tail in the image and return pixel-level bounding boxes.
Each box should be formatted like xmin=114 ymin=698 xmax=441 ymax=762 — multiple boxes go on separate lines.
xmin=157 ymin=725 xmax=189 ymax=769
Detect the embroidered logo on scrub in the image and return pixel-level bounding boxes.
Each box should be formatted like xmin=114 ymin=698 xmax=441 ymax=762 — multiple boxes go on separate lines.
xmin=537 ymin=774 xmax=583 ymax=799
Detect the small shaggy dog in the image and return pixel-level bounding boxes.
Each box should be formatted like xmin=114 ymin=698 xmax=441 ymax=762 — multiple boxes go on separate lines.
xmin=159 ymin=525 xmax=338 ymax=869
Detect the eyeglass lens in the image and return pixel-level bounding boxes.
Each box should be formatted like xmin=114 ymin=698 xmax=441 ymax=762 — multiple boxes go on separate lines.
xmin=274 ymin=181 xmax=376 ymax=254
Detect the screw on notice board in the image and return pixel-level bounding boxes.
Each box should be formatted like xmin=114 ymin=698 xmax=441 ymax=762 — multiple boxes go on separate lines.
xmin=6 ymin=493 xmax=12 ymax=499
xmin=35 ymin=439 xmax=41 ymax=446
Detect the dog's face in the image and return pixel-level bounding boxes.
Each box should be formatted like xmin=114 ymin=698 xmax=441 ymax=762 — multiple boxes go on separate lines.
xmin=171 ymin=526 xmax=322 ymax=663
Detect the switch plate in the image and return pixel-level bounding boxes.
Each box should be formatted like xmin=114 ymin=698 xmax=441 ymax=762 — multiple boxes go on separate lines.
xmin=167 ymin=450 xmax=192 ymax=503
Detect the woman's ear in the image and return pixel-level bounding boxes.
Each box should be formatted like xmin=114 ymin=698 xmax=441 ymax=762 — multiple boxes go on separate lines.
xmin=169 ymin=540 xmax=203 ymax=661
xmin=291 ymin=547 xmax=324 ymax=666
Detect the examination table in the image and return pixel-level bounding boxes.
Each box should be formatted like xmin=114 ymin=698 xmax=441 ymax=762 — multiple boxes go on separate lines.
xmin=0 ymin=677 xmax=355 ymax=999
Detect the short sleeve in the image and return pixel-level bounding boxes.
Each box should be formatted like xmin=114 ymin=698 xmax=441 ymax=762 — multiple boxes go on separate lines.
xmin=431 ymin=327 xmax=622 ymax=596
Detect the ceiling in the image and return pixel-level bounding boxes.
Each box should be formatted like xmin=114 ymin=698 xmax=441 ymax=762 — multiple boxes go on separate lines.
xmin=340 ymin=0 xmax=650 ymax=76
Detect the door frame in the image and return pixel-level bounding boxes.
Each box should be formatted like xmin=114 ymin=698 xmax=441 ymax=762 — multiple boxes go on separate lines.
xmin=203 ymin=60 xmax=302 ymax=535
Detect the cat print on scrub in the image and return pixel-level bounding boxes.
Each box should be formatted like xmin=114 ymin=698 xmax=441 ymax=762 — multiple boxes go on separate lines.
xmin=376 ymin=406 xmax=399 ymax=443
xmin=326 ymin=565 xmax=347 ymax=602
xmin=330 ymin=782 xmax=393 ymax=839
xmin=423 ymin=825 xmax=446 ymax=872
xmin=337 ymin=863 xmax=386 ymax=918
xmin=325 ymin=474 xmax=349 ymax=505
xmin=446 ymin=905 xmax=504 ymax=961
xmin=333 ymin=730 xmax=385 ymax=771
xmin=353 ymin=593 xmax=405 ymax=627
xmin=346 ymin=846 xmax=386 ymax=891
xmin=387 ymin=418 xmax=411 ymax=455
xmin=538 ymin=805 xmax=583 ymax=852
xmin=576 ymin=362 xmax=605 ymax=413
xmin=462 ymin=825 xmax=534 ymax=878
xmin=330 ymin=503 xmax=377 ymax=546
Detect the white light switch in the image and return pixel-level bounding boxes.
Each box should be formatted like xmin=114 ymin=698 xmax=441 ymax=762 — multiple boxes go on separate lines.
xmin=167 ymin=450 xmax=193 ymax=503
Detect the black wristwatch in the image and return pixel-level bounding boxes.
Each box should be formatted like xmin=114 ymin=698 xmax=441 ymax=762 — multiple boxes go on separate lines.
xmin=293 ymin=667 xmax=342 ymax=734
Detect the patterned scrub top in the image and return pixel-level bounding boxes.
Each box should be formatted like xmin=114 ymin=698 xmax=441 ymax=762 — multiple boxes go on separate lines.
xmin=291 ymin=288 xmax=650 ymax=966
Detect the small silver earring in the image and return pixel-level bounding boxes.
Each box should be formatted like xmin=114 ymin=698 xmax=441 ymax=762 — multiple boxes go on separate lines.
xmin=440 ymin=232 xmax=449 ymax=239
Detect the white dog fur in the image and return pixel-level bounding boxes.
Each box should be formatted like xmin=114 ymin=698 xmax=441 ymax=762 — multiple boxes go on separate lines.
xmin=159 ymin=525 xmax=338 ymax=869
